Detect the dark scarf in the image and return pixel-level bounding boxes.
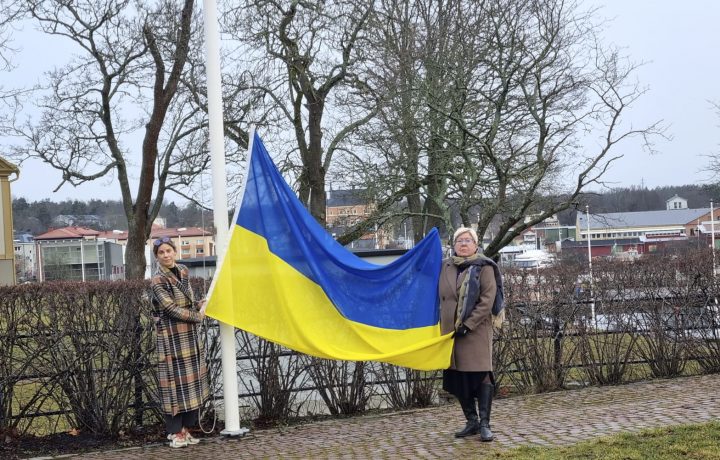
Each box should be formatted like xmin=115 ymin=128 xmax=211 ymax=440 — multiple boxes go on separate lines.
xmin=452 ymin=253 xmax=505 ymax=328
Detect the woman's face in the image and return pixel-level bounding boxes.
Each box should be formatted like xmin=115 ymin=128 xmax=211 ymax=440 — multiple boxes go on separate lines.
xmin=454 ymin=232 xmax=478 ymax=257
xmin=155 ymin=243 xmax=177 ymax=268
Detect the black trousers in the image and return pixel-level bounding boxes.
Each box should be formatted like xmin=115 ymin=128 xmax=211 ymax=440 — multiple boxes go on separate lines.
xmin=165 ymin=410 xmax=199 ymax=434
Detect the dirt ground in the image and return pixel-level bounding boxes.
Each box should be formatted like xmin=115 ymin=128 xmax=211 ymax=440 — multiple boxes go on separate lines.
xmin=1 ymin=424 xmax=187 ymax=459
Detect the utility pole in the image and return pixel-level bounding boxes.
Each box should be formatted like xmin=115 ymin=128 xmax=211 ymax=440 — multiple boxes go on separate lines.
xmin=712 ymin=201 xmax=716 ymax=278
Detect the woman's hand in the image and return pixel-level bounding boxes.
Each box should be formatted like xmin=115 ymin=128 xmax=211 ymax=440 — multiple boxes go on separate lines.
xmin=453 ymin=324 xmax=470 ymax=338
xmin=198 ymin=299 xmax=207 ymax=317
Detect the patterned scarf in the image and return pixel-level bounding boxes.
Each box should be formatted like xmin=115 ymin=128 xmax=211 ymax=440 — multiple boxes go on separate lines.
xmin=452 ymin=253 xmax=506 ymax=329
xmin=452 ymin=254 xmax=483 ymax=329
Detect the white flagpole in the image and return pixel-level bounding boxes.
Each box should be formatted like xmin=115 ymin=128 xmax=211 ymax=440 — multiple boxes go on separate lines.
xmin=202 ymin=0 xmax=244 ymax=436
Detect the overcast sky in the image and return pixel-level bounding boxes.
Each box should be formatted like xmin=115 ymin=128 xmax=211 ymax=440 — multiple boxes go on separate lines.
xmin=587 ymin=0 xmax=720 ymax=191
xmin=5 ymin=0 xmax=720 ymax=203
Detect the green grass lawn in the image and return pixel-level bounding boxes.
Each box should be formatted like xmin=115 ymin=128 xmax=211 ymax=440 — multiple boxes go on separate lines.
xmin=492 ymin=421 xmax=720 ymax=459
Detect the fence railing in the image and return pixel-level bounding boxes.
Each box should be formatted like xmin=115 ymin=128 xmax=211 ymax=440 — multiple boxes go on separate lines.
xmin=2 ymin=250 xmax=720 ymax=436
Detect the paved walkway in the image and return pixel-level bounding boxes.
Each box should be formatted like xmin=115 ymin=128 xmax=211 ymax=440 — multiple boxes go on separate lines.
xmin=71 ymin=374 xmax=719 ymax=459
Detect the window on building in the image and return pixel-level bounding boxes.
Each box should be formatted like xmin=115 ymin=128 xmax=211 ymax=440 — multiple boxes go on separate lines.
xmin=196 ymin=248 xmax=205 ymax=254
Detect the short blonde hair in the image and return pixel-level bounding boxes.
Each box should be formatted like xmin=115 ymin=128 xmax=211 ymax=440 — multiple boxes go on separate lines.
xmin=453 ymin=227 xmax=478 ymax=245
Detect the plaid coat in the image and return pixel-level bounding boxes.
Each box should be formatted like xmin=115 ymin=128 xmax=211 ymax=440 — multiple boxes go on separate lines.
xmin=151 ymin=263 xmax=209 ymax=416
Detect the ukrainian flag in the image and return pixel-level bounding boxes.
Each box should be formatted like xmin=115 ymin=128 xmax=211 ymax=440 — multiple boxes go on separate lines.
xmin=205 ymin=133 xmax=453 ymax=370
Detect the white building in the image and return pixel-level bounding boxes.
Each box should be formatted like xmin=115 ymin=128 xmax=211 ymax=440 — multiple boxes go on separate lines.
xmin=666 ymin=194 xmax=688 ymax=210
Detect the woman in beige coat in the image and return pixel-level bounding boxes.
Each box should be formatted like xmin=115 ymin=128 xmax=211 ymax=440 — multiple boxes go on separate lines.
xmin=439 ymin=227 xmax=498 ymax=441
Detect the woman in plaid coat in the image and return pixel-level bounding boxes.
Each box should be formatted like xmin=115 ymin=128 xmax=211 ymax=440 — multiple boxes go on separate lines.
xmin=150 ymin=237 xmax=209 ymax=448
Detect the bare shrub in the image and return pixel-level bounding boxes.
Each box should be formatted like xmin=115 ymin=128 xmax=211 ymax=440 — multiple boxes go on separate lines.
xmin=305 ymin=358 xmax=370 ymax=416
xmin=669 ymin=250 xmax=720 ymax=374
xmin=492 ymin=327 xmax=512 ymax=393
xmin=688 ymin=297 xmax=720 ymax=374
xmin=631 ymin=256 xmax=689 ymax=378
xmin=237 ymin=332 xmax=310 ymax=425
xmin=578 ymin=259 xmax=640 ymax=385
xmin=372 ymin=364 xmax=440 ymax=409
xmin=0 ymin=285 xmax=58 ymax=436
xmin=24 ymin=281 xmax=152 ymax=435
xmin=502 ymin=263 xmax=582 ymax=393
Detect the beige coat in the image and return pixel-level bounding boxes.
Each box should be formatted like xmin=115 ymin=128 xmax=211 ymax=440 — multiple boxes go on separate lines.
xmin=439 ymin=258 xmax=496 ymax=372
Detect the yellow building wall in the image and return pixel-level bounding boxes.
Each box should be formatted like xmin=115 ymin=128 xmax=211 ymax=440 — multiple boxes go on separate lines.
xmin=0 ymin=173 xmax=16 ymax=285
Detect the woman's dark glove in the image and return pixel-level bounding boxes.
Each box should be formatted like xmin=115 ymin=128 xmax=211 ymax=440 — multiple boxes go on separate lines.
xmin=454 ymin=324 xmax=470 ymax=338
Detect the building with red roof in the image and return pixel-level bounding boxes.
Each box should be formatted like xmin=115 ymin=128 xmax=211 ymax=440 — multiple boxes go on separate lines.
xmin=34 ymin=226 xmax=125 ymax=281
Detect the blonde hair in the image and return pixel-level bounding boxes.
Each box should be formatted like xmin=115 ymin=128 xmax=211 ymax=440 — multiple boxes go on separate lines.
xmin=453 ymin=227 xmax=478 ymax=245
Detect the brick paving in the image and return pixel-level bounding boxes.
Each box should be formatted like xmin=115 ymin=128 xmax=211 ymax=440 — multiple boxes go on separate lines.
xmin=65 ymin=374 xmax=720 ymax=459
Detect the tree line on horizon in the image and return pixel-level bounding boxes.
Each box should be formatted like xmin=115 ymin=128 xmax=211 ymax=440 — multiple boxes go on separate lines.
xmin=13 ymin=183 xmax=716 ymax=237
xmin=12 ymin=198 xmax=211 ymax=236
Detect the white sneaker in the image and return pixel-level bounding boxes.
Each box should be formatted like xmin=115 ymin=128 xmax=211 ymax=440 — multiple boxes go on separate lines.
xmin=168 ymin=433 xmax=188 ymax=448
xmin=184 ymin=431 xmax=201 ymax=445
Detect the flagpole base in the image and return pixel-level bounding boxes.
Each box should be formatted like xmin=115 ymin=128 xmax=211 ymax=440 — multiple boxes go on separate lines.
xmin=221 ymin=427 xmax=250 ymax=437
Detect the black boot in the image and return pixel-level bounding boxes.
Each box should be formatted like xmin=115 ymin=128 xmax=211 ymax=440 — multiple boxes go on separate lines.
xmin=478 ymin=383 xmax=494 ymax=442
xmin=454 ymin=399 xmax=479 ymax=438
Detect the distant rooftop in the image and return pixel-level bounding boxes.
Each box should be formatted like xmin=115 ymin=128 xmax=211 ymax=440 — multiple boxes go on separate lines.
xmin=0 ymin=156 xmax=18 ymax=175
xmin=578 ymin=208 xmax=709 ymax=230
xmin=34 ymin=226 xmax=101 ymax=240
xmin=327 ymin=189 xmax=370 ymax=207
xmin=665 ymin=194 xmax=686 ymax=203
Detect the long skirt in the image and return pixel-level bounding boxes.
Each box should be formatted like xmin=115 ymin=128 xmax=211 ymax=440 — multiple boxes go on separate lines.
xmin=442 ymin=369 xmax=494 ymax=400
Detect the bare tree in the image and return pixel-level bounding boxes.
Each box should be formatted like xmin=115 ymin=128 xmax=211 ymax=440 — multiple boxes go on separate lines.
xmin=448 ymin=0 xmax=664 ymax=256
xmin=8 ymin=0 xmax=200 ymax=279
xmin=352 ymin=0 xmax=664 ymax=252
xmin=0 ymin=1 xmax=28 ymax=128
xmin=224 ymin=0 xmax=377 ymax=226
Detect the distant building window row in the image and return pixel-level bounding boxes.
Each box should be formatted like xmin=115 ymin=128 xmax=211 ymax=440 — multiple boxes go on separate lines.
xmin=582 ymin=229 xmax=687 ymax=239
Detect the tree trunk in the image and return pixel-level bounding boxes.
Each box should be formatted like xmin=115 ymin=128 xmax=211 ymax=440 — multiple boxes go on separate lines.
xmin=306 ymin=98 xmax=327 ymax=226
xmin=125 ymin=221 xmax=148 ymax=280
xmin=423 ymin=134 xmax=448 ymax=235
